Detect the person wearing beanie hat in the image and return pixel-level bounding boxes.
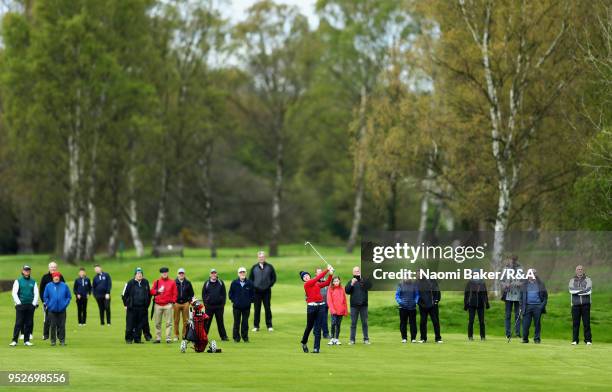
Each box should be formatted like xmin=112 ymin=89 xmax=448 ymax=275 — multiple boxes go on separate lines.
xmin=300 ymin=265 xmax=333 ymax=353
xmin=122 ymin=267 xmax=151 ymax=343
xmin=73 ymin=267 xmax=91 ymax=326
xmin=10 ymin=265 xmax=39 ymax=347
xmin=42 ymin=271 xmax=71 ymax=346
xmin=39 ymin=260 xmax=65 ymax=340
xmin=228 ymin=267 xmax=254 ymax=342
xmin=150 ymin=266 xmax=178 ymax=343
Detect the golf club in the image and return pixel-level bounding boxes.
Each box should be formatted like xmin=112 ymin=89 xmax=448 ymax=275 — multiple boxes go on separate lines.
xmin=304 ymin=241 xmax=333 ymax=270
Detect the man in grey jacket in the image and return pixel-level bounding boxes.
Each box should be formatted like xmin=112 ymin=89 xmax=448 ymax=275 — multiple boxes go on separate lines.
xmin=501 ymin=256 xmax=523 ymax=340
xmin=569 ymin=265 xmax=592 ymax=345
xmin=249 ymin=251 xmax=276 ymax=332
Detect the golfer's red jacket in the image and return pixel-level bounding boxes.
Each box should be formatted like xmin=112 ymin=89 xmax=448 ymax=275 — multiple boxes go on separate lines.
xmin=303 ymin=270 xmax=332 ymax=303
xmin=150 ymin=277 xmax=178 ymax=305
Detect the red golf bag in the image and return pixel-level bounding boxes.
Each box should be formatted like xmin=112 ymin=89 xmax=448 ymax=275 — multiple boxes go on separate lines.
xmin=185 ymin=300 xmax=209 ymax=352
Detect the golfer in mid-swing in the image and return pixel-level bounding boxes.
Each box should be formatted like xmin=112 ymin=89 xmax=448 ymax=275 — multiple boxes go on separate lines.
xmin=300 ymin=266 xmax=333 ymax=353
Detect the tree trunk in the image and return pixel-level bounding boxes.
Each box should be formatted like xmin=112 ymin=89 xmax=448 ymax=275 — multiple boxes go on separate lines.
xmin=75 ymin=211 xmax=86 ymax=261
xmin=126 ymin=170 xmax=144 ymax=257
xmin=63 ymin=133 xmax=79 ymax=263
xmin=107 ymin=216 xmax=118 ymax=258
xmin=269 ymin=139 xmax=283 ymax=257
xmin=346 ymin=86 xmax=368 ymax=253
xmin=84 ymin=198 xmax=96 ymax=261
xmin=198 ymin=146 xmax=217 ymax=258
xmin=84 ymin=137 xmax=98 ymax=262
xmin=492 ymin=176 xmax=511 ymax=293
xmin=418 ymin=149 xmax=436 ymax=244
xmin=152 ymin=167 xmax=168 ymax=251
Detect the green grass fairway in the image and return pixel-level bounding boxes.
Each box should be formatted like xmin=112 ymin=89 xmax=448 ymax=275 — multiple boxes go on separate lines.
xmin=1 ymin=246 xmax=611 ymax=391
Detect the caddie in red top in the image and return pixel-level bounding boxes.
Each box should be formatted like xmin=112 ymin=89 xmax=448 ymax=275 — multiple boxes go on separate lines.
xmin=150 ymin=267 xmax=178 ymax=343
xmin=300 ymin=266 xmax=333 ymax=353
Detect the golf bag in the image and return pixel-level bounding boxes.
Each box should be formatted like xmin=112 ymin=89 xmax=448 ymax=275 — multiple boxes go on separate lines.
xmin=181 ymin=299 xmax=221 ymax=353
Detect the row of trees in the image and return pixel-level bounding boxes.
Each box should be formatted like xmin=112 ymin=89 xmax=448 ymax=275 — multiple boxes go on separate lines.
xmin=0 ymin=0 xmax=609 ymax=262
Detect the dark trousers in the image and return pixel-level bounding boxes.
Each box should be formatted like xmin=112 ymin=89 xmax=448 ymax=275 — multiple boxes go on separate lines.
xmin=468 ymin=307 xmax=486 ymax=338
xmin=399 ymin=308 xmax=417 ymax=340
xmin=522 ymin=304 xmax=543 ymax=342
xmin=253 ymin=288 xmax=272 ymax=328
xmin=350 ymin=305 xmax=369 ymax=341
xmin=13 ymin=304 xmax=35 ymax=343
xmin=95 ymin=296 xmax=111 ymax=325
xmin=419 ymin=304 xmax=442 ymax=342
xmin=301 ymin=305 xmax=323 ymax=350
xmin=48 ymin=311 xmax=66 ymax=343
xmin=504 ymin=300 xmax=521 ymax=338
xmin=43 ymin=306 xmax=50 ymax=339
xmin=125 ymin=306 xmax=148 ymax=342
xmin=143 ymin=315 xmax=152 ymax=340
xmin=330 ymin=314 xmax=343 ymax=339
xmin=76 ymin=296 xmax=88 ymax=324
xmin=320 ymin=304 xmax=329 ymax=337
xmin=205 ymin=306 xmax=228 ymax=339
xmin=572 ymin=303 xmax=592 ymax=343
xmin=232 ymin=307 xmax=250 ymax=341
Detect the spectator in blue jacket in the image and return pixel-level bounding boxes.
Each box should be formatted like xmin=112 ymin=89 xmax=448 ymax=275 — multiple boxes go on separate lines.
xmin=73 ymin=268 xmax=91 ymax=326
xmin=92 ymin=264 xmax=112 ymax=326
xmin=228 ymin=267 xmax=254 ymax=343
xmin=520 ymin=269 xmax=548 ymax=344
xmin=42 ymin=272 xmax=72 ymax=346
xmin=395 ymin=279 xmax=419 ymax=343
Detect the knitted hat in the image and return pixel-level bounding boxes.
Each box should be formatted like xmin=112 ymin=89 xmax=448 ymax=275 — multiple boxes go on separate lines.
xmin=299 ymin=271 xmax=310 ymax=281
xmin=134 ymin=267 xmax=143 ymax=274
xmin=51 ymin=271 xmax=61 ymax=278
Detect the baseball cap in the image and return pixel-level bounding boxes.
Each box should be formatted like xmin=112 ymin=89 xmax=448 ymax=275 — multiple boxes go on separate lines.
xmin=134 ymin=267 xmax=143 ymax=274
xmin=159 ymin=267 xmax=169 ymax=273
xmin=210 ymin=268 xmax=217 ymax=273
xmin=22 ymin=265 xmax=31 ymax=270
xmin=238 ymin=267 xmax=247 ymax=273
xmin=177 ymin=268 xmax=185 ymax=274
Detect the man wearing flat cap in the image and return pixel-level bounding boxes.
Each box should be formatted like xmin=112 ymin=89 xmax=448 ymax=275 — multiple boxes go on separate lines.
xmin=150 ymin=267 xmax=177 ymax=343
xmin=10 ymin=265 xmax=39 ymax=347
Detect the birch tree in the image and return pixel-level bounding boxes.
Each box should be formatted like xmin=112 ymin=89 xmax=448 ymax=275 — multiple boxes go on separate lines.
xmin=428 ymin=0 xmax=581 ymax=276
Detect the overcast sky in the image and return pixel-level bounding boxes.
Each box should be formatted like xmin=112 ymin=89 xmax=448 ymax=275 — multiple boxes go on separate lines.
xmin=223 ymin=0 xmax=319 ymax=27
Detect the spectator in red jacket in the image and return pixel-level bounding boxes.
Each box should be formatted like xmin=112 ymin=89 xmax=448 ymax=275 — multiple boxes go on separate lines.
xmin=300 ymin=266 xmax=333 ymax=353
xmin=150 ymin=267 xmax=178 ymax=343
xmin=327 ymin=276 xmax=348 ymax=345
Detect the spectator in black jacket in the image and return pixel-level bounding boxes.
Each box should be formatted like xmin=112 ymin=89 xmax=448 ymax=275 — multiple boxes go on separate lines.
xmin=39 ymin=260 xmax=65 ymax=340
xmin=202 ymin=268 xmax=228 ymax=341
xmin=345 ymin=266 xmax=372 ymax=344
xmin=249 ymin=251 xmax=277 ymax=332
xmin=73 ymin=268 xmax=92 ymax=326
xmin=229 ymin=267 xmax=254 ymax=342
xmin=122 ymin=267 xmax=150 ymax=344
xmin=173 ymin=268 xmax=194 ymax=341
xmin=464 ymin=275 xmax=489 ymax=341
xmin=92 ymin=265 xmax=112 ymax=326
xmin=418 ymin=278 xmax=442 ymax=343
